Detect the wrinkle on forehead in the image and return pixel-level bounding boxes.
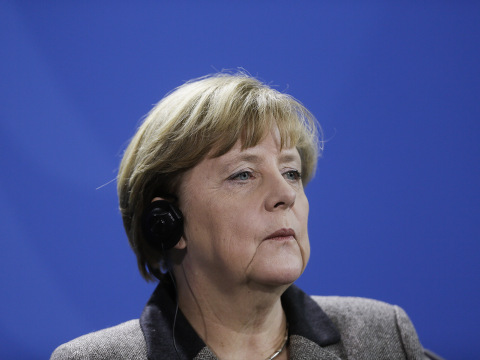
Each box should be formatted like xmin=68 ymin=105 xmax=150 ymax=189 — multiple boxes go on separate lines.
xmin=209 ymin=125 xmax=296 ymax=159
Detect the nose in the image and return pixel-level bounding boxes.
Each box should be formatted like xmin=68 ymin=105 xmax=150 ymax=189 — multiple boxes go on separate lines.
xmin=264 ymin=172 xmax=297 ymax=211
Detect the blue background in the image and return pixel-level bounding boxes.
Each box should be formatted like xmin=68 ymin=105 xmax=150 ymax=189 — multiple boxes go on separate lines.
xmin=1 ymin=1 xmax=479 ymax=359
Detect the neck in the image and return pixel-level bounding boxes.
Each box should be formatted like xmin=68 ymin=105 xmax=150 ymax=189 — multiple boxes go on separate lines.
xmin=173 ymin=264 xmax=290 ymax=360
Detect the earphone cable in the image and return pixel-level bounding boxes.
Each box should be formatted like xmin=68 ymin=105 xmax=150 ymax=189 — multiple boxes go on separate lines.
xmin=170 ymin=270 xmax=180 ymax=359
xmin=163 ymin=243 xmax=181 ymax=360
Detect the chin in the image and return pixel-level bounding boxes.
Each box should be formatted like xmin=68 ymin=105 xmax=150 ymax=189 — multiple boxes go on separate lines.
xmin=249 ymin=257 xmax=306 ymax=288
xmin=246 ymin=239 xmax=309 ymax=287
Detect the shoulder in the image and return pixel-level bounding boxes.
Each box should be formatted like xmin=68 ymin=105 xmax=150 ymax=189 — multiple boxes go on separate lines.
xmin=50 ymin=319 xmax=147 ymax=360
xmin=312 ymin=295 xmax=406 ymax=322
xmin=311 ymin=296 xmax=424 ymax=359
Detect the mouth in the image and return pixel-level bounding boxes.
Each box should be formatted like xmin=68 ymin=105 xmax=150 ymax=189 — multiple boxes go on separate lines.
xmin=264 ymin=228 xmax=296 ymax=241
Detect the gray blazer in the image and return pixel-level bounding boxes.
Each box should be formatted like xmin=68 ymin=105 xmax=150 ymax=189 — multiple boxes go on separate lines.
xmin=51 ymin=284 xmax=429 ymax=360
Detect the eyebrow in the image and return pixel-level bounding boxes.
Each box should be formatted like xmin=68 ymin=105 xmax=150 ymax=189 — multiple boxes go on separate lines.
xmin=220 ymin=149 xmax=301 ymax=173
xmin=278 ymin=152 xmax=301 ymax=164
xmin=218 ymin=154 xmax=260 ymax=175
xmin=232 ymin=153 xmax=262 ymax=164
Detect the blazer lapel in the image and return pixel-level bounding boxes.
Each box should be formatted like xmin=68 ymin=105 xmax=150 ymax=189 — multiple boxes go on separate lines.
xmin=289 ymin=335 xmax=344 ymax=360
xmin=282 ymin=285 xmax=347 ymax=359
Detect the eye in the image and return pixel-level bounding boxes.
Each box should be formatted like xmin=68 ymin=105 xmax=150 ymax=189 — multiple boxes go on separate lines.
xmin=229 ymin=171 xmax=253 ymax=181
xmin=283 ymin=170 xmax=302 ymax=181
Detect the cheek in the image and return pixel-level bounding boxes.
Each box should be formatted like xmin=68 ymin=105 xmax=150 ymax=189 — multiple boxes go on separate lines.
xmin=210 ymin=204 xmax=256 ymax=249
xmin=183 ymin=196 xmax=246 ymax=253
xmin=298 ymin=194 xmax=311 ymax=264
xmin=184 ymin=198 xmax=217 ymax=240
xmin=297 ymin=192 xmax=309 ymax=231
xmin=302 ymin=234 xmax=311 ymax=267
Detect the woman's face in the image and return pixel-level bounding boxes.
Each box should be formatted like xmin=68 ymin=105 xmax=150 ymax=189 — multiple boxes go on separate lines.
xmin=176 ymin=129 xmax=310 ymax=290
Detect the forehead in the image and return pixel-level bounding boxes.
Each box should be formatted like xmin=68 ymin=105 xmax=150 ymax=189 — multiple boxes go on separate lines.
xmin=211 ymin=131 xmax=301 ymax=169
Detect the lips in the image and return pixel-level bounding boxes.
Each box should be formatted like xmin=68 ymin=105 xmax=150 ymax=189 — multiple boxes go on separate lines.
xmin=264 ymin=228 xmax=296 ymax=240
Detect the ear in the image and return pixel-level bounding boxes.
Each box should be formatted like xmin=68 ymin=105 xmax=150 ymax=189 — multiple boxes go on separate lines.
xmin=174 ymin=236 xmax=187 ymax=250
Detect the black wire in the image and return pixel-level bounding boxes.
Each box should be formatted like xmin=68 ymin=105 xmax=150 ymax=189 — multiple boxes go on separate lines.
xmin=162 ymin=243 xmax=181 ymax=360
xmin=169 ymin=269 xmax=181 ymax=359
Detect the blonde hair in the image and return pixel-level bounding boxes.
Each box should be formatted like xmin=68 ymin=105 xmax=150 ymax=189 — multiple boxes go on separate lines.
xmin=117 ymin=72 xmax=322 ymax=281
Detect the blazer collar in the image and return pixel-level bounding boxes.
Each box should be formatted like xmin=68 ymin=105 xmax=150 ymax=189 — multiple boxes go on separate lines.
xmin=140 ymin=282 xmax=341 ymax=359
xmin=282 ymin=285 xmax=340 ymax=346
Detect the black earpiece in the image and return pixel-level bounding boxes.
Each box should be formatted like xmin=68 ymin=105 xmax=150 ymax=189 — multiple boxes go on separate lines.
xmin=143 ymin=199 xmax=184 ymax=251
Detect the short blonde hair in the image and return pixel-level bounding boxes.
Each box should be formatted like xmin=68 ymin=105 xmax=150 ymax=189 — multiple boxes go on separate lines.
xmin=117 ymin=72 xmax=322 ymax=281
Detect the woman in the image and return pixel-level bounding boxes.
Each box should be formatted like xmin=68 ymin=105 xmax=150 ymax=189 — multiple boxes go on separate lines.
xmin=51 ymin=73 xmax=433 ymax=359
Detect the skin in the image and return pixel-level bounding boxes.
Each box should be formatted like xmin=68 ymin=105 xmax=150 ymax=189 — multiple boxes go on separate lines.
xmin=164 ymin=129 xmax=310 ymax=360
